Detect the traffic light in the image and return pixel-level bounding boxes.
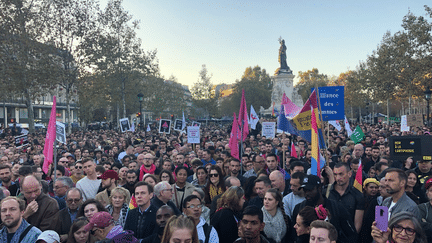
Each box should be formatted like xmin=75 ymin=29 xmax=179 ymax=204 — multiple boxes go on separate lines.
xmin=171 ymin=114 xmax=174 ymax=120
xmin=136 ymin=112 xmax=141 ymax=117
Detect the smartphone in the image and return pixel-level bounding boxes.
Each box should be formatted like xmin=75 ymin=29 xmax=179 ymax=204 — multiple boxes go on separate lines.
xmin=375 ymin=206 xmax=388 ymax=232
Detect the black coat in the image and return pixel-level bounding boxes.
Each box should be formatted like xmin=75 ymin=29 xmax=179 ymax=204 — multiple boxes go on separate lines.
xmin=124 ymin=204 xmax=158 ymax=240
xmin=210 ymin=208 xmax=240 ymax=243
xmin=55 ymin=207 xmax=73 ymax=236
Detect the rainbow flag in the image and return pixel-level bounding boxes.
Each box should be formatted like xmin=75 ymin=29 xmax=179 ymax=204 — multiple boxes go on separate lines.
xmin=311 ymin=104 xmax=320 ymax=177
xmin=128 ymin=194 xmax=137 ymax=210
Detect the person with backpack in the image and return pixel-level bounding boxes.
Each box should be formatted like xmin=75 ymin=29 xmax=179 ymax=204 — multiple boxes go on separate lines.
xmin=183 ymin=195 xmax=219 ymax=243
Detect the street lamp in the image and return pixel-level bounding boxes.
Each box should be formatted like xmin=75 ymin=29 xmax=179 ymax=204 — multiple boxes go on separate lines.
xmin=137 ymin=93 xmax=144 ymax=129
xmin=424 ymin=87 xmax=431 ymax=126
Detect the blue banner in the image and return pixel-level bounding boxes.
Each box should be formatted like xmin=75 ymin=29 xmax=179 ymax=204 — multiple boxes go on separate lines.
xmin=312 ymin=86 xmax=344 ymax=121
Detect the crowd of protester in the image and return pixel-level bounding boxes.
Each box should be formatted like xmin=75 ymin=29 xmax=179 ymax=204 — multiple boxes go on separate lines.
xmin=0 ymin=121 xmax=431 ymax=243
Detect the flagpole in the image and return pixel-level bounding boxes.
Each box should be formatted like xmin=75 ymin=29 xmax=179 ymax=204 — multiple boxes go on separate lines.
xmin=53 ymin=139 xmax=57 ymax=182
xmin=314 ymin=86 xmax=328 ymax=148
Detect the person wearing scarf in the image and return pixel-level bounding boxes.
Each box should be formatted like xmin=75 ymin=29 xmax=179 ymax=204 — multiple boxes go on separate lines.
xmin=139 ymin=154 xmax=160 ymax=181
xmin=261 ymin=188 xmax=290 ymax=243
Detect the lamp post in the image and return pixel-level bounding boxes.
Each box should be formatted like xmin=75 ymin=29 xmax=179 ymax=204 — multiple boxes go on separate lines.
xmin=425 ymin=87 xmax=431 ymax=127
xmin=137 ymin=93 xmax=144 ymax=130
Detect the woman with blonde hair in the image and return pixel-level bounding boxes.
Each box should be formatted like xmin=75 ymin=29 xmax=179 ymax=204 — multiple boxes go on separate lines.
xmin=161 ymin=215 xmax=199 ymax=243
xmin=105 ymin=187 xmax=130 ymax=227
xmin=210 ymin=186 xmax=245 ymax=243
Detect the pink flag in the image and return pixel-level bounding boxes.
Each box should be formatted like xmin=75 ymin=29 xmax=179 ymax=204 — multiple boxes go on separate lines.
xmin=229 ymin=113 xmax=239 ymax=159
xmin=290 ymin=142 xmax=298 ymax=158
xmin=282 ymin=93 xmax=289 ymax=104
xmin=282 ymin=95 xmax=301 ymax=119
xmin=43 ymin=96 xmax=56 ymax=174
xmin=238 ymin=89 xmax=249 ymax=141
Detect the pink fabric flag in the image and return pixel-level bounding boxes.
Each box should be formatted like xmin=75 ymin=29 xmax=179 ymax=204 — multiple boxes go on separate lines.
xmin=43 ymin=96 xmax=56 ymax=174
xmin=238 ymin=89 xmax=249 ymax=141
xmin=282 ymin=95 xmax=301 ymax=119
xmin=282 ymin=93 xmax=289 ymax=104
xmin=290 ymin=142 xmax=298 ymax=158
xmin=229 ymin=113 xmax=239 ymax=159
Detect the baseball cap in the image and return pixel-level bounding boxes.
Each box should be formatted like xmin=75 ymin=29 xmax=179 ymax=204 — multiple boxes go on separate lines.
xmin=98 ymin=170 xmax=119 ymax=180
xmin=36 ymin=230 xmax=60 ymax=243
xmin=300 ymin=175 xmax=321 ymax=190
xmin=425 ymin=178 xmax=432 ymax=190
xmin=83 ymin=212 xmax=114 ymax=232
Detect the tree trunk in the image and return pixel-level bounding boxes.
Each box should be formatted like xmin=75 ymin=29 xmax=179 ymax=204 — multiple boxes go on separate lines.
xmin=351 ymin=106 xmax=353 ymax=120
xmin=387 ymin=99 xmax=390 ymax=124
xmin=121 ymin=77 xmax=126 ymax=118
xmin=66 ymin=87 xmax=72 ymax=134
xmin=24 ymin=89 xmax=35 ymax=133
xmin=372 ymin=102 xmax=375 ymax=124
xmin=116 ymin=103 xmax=120 ymax=130
xmin=359 ymin=106 xmax=361 ymax=123
xmin=409 ymin=96 xmax=411 ymax=115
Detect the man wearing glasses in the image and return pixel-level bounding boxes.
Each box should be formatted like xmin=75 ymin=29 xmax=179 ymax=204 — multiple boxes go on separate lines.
xmin=70 ymin=161 xmax=84 ymax=184
xmin=243 ymin=155 xmax=265 ymax=178
xmin=55 ymin=188 xmax=83 ymax=242
xmin=183 ymin=195 xmax=219 ymax=243
xmin=151 ymin=181 xmax=181 ymax=215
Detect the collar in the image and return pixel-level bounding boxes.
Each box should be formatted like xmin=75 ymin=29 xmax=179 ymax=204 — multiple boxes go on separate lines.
xmin=138 ymin=204 xmax=151 ymax=214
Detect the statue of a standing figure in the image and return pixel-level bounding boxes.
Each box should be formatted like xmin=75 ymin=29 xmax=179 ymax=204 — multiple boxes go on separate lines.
xmin=276 ymin=37 xmax=292 ymax=75
xmin=278 ymin=38 xmax=289 ymax=70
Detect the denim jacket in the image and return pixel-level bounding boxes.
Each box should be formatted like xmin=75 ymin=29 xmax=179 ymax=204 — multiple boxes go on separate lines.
xmin=0 ymin=219 xmax=42 ymax=243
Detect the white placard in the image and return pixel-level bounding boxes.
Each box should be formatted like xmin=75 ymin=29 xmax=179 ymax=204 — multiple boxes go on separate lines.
xmin=401 ymin=115 xmax=410 ymax=132
xmin=119 ymin=118 xmax=130 ymax=133
xmin=262 ymin=122 xmax=276 ymax=139
xmin=56 ymin=121 xmax=66 ymax=144
xmin=187 ymin=126 xmax=200 ymax=144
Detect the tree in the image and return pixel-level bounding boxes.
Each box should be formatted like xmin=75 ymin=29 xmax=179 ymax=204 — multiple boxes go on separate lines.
xmin=191 ymin=65 xmax=218 ymax=118
xmin=219 ymin=66 xmax=272 ymax=117
xmin=295 ymin=68 xmax=329 ymax=103
xmin=0 ymin=0 xmax=59 ymax=133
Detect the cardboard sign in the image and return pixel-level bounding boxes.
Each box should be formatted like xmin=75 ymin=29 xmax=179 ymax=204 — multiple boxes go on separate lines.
xmin=192 ymin=121 xmax=201 ymax=127
xmin=119 ymin=118 xmax=130 ymax=133
xmin=56 ymin=121 xmax=66 ymax=144
xmin=174 ymin=119 xmax=183 ymax=131
xmin=407 ymin=114 xmax=423 ymax=127
xmin=187 ymin=126 xmax=200 ymax=143
xmin=262 ymin=122 xmax=276 ymax=139
xmin=15 ymin=134 xmax=29 ymax=148
xmin=159 ymin=119 xmax=171 ymax=134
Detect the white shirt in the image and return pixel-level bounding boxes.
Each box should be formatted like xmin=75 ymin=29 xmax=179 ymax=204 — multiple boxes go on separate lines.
xmin=196 ymin=216 xmax=219 ymax=243
xmin=283 ymin=192 xmax=305 ymax=218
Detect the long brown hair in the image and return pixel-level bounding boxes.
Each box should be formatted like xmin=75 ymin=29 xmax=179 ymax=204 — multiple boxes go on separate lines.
xmin=265 ymin=188 xmax=290 ymax=227
xmin=66 ymin=217 xmax=95 ymax=243
xmin=216 ymin=186 xmax=244 ymax=212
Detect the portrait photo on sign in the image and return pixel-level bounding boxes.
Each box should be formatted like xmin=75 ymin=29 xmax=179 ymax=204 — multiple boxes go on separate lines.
xmin=192 ymin=121 xmax=201 ymax=127
xmin=174 ymin=119 xmax=183 ymax=131
xmin=159 ymin=119 xmax=171 ymax=134
xmin=119 ymin=118 xmax=130 ymax=133
xmin=55 ymin=121 xmax=66 ymax=144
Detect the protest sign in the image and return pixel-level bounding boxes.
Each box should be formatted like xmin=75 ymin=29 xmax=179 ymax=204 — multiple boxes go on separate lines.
xmin=56 ymin=122 xmax=66 ymax=144
xmin=15 ymin=134 xmax=29 ymax=148
xmin=174 ymin=119 xmax=183 ymax=131
xmin=350 ymin=125 xmax=365 ymax=144
xmin=401 ymin=115 xmax=409 ymax=132
xmin=313 ymin=86 xmax=344 ymax=121
xmin=187 ymin=126 xmax=200 ymax=143
xmin=389 ymin=136 xmax=432 ymax=161
xmin=159 ymin=119 xmax=171 ymax=134
xmin=119 ymin=118 xmax=130 ymax=133
xmin=407 ymin=114 xmax=423 ymax=127
xmin=192 ymin=121 xmax=201 ymax=127
xmin=262 ymin=122 xmax=276 ymax=139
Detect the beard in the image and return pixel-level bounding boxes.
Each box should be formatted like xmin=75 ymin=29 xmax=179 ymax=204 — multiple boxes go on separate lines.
xmin=1 ymin=177 xmax=11 ymax=183
xmin=3 ymin=217 xmax=20 ymax=229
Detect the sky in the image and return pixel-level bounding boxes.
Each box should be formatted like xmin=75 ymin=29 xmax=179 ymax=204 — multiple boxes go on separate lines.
xmin=99 ymin=0 xmax=429 ymax=87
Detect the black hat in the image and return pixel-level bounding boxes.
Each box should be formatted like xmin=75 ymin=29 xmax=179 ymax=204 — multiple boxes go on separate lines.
xmin=300 ymin=175 xmax=321 ymax=190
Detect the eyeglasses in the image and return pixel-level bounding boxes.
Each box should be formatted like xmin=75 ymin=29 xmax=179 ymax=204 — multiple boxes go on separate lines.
xmin=209 ymin=174 xmax=219 ymax=177
xmin=393 ymin=225 xmax=416 ymax=235
xmin=186 ymin=204 xmax=203 ymax=209
xmin=67 ymin=199 xmax=81 ymax=203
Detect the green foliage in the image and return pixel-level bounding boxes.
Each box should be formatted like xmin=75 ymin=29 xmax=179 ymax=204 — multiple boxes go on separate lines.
xmin=295 ymin=68 xmax=329 ymax=103
xmin=191 ymin=65 xmax=218 ymax=118
xmin=219 ymin=66 xmax=272 ymax=117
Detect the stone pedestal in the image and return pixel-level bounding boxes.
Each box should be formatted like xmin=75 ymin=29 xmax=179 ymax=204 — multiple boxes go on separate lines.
xmin=260 ymin=72 xmax=303 ymax=115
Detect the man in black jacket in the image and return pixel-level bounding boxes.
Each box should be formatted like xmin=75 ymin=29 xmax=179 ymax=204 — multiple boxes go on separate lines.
xmin=151 ymin=181 xmax=181 ymax=215
xmin=55 ymin=188 xmax=83 ymax=242
xmin=292 ymin=175 xmax=357 ymax=243
xmin=124 ymin=181 xmax=157 ymax=240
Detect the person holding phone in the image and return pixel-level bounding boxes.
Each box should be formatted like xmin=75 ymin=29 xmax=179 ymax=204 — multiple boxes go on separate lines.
xmin=371 ymin=211 xmax=426 ymax=243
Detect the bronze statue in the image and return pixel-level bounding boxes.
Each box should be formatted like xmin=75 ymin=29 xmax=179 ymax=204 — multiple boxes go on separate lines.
xmin=276 ymin=37 xmax=292 ymax=75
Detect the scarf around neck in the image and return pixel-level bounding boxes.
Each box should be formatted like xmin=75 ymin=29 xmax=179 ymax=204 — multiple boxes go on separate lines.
xmin=139 ymin=164 xmax=156 ymax=180
xmin=262 ymin=207 xmax=286 ymax=243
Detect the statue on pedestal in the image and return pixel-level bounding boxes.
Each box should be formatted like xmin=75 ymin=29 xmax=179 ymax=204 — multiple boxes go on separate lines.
xmin=275 ymin=37 xmax=292 ymax=75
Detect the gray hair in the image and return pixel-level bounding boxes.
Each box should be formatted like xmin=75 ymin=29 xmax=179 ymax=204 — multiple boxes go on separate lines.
xmin=192 ymin=187 xmax=205 ymax=200
xmin=389 ymin=212 xmax=426 ymax=243
xmin=56 ymin=176 xmax=74 ymax=189
xmin=154 ymin=181 xmax=171 ymax=197
xmin=66 ymin=188 xmax=83 ymax=200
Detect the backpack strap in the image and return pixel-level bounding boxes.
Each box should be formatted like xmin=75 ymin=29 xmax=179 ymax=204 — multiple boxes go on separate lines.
xmin=203 ymin=223 xmax=213 ymax=243
xmin=18 ymin=225 xmax=33 ymax=242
